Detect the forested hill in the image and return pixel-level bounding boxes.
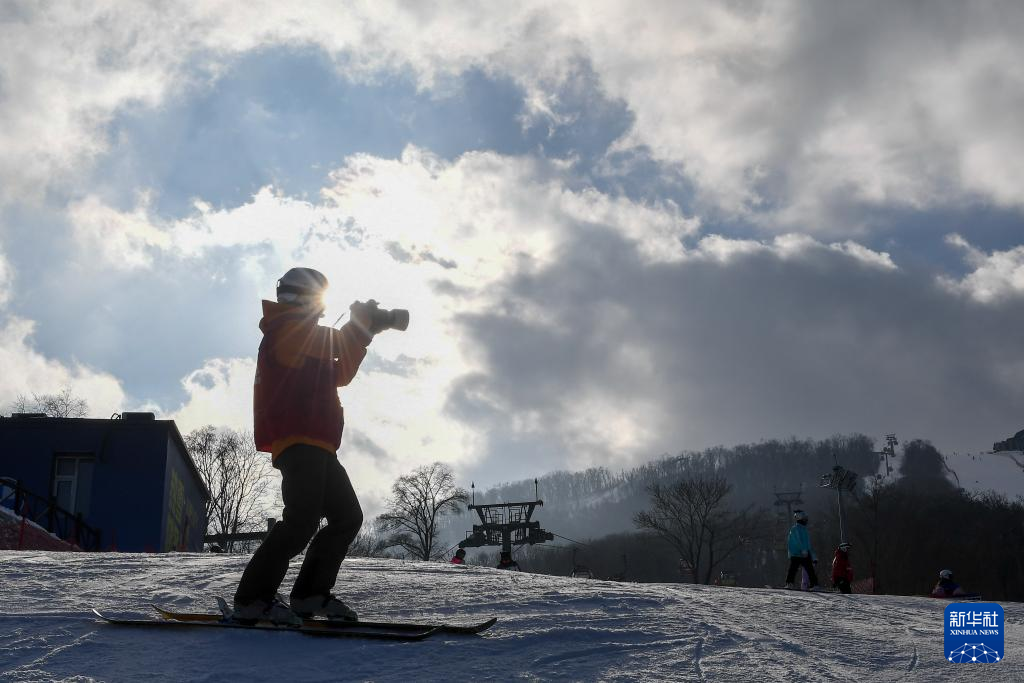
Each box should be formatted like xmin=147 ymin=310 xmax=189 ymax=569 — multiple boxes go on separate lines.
xmin=445 ymin=434 xmax=879 ymax=545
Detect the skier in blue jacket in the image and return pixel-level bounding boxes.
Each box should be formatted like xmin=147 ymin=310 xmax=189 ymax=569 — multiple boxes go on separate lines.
xmin=784 ymin=510 xmax=820 ymax=590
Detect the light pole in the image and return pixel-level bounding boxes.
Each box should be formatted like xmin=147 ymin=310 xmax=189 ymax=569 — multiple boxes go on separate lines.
xmin=820 ymin=454 xmax=858 ymax=543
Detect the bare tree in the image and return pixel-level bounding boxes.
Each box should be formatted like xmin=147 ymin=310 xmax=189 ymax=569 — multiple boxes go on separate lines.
xmin=346 ymin=520 xmax=395 ymax=558
xmin=10 ymin=387 xmax=88 ymax=418
xmin=185 ymin=426 xmax=273 ymax=552
xmin=378 ymin=462 xmax=469 ymax=561
xmin=635 ymin=475 xmax=761 ymax=584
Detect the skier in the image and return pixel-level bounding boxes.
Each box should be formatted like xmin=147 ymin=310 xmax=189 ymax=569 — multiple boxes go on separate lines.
xmin=496 ymin=551 xmax=520 ymax=571
xmin=784 ymin=510 xmax=821 ymax=590
xmin=232 ymin=267 xmax=381 ymax=624
xmin=450 ymin=548 xmax=467 ymax=565
xmin=931 ymin=569 xmax=967 ymax=598
xmin=831 ymin=542 xmax=853 ymax=594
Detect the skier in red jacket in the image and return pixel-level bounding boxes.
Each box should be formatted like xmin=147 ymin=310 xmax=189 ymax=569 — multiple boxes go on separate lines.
xmin=931 ymin=569 xmax=968 ymax=598
xmin=831 ymin=542 xmax=853 ymax=594
xmin=233 ymin=267 xmax=387 ymax=625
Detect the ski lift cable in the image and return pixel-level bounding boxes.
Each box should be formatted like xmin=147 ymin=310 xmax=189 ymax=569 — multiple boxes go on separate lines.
xmin=551 ymin=532 xmax=589 ymax=547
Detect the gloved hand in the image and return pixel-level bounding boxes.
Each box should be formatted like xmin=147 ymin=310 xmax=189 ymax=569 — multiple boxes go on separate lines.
xmin=349 ymin=300 xmax=378 ymax=337
xmin=352 ymin=301 xmax=385 ymax=335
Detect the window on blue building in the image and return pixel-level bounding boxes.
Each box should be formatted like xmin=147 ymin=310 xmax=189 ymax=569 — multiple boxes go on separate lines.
xmin=52 ymin=454 xmax=94 ymax=516
xmin=0 ymin=478 xmax=15 ymax=511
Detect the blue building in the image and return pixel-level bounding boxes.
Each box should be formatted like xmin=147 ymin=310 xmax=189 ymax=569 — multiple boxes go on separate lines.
xmin=0 ymin=413 xmax=209 ymax=552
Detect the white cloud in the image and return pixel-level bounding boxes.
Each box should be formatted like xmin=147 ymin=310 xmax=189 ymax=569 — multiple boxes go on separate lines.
xmin=0 ymin=3 xmax=186 ymax=204
xmin=169 ymin=357 xmax=256 ymax=435
xmin=5 ymin=2 xmax=1024 ymax=231
xmin=692 ymin=234 xmax=766 ymax=264
xmin=0 ymin=316 xmax=126 ymax=417
xmin=685 ymin=232 xmax=896 ymax=270
xmin=0 ymin=245 xmax=11 ymax=307
xmin=940 ymin=233 xmax=1024 ymax=303
xmin=69 ymin=146 xmax=700 ymax=294
xmin=828 ymin=241 xmax=897 ymax=270
xmin=589 ymin=2 xmax=1024 ymax=226
xmin=68 ymin=194 xmax=171 ymax=269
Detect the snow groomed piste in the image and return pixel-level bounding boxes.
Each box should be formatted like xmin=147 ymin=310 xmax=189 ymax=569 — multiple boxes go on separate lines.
xmin=2 ymin=551 xmax=1023 ymax=681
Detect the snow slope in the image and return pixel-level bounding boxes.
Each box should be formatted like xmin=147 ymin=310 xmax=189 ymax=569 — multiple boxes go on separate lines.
xmin=1 ymin=551 xmax=1021 ymax=682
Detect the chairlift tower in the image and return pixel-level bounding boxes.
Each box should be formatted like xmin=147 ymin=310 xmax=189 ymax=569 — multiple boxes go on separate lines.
xmin=458 ymin=479 xmax=554 ymax=554
xmin=879 ymin=434 xmax=898 ymax=477
xmin=773 ymin=487 xmax=804 ymax=520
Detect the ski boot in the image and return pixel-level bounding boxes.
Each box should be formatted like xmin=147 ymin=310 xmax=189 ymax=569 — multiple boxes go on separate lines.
xmin=290 ymin=594 xmax=359 ymax=622
xmin=231 ymin=596 xmax=302 ymax=626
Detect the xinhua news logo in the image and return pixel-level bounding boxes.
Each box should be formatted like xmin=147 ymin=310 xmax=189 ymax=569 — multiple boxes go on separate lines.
xmin=944 ymin=603 xmax=1004 ymax=664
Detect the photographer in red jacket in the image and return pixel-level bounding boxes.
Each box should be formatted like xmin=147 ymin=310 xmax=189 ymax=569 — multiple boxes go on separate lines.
xmin=233 ymin=267 xmax=403 ymax=624
xmin=831 ymin=542 xmax=854 ymax=594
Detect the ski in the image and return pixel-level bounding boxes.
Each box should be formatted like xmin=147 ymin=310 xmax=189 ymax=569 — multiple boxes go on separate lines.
xmin=153 ymin=603 xmax=497 ymax=635
xmin=92 ymin=609 xmax=440 ymax=641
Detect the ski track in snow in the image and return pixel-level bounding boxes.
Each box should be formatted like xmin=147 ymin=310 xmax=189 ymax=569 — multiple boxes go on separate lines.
xmin=0 ymin=551 xmax=1021 ymax=682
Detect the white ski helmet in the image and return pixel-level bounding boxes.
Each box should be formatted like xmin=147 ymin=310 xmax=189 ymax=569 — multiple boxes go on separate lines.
xmin=793 ymin=510 xmax=808 ymax=523
xmin=276 ymin=267 xmax=328 ymax=311
xmin=939 ymin=569 xmax=953 ymax=580
xmin=838 ymin=542 xmax=852 ymax=551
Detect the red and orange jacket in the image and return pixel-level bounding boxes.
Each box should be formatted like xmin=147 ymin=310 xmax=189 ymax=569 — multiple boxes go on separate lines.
xmin=254 ymin=300 xmax=371 ymax=461
xmin=831 ymin=548 xmax=853 ymax=583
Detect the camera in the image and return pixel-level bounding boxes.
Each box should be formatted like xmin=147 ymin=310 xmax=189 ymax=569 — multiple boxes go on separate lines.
xmin=351 ymin=300 xmax=409 ymax=333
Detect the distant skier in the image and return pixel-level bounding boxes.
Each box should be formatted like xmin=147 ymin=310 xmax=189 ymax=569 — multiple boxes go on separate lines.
xmin=497 ymin=551 xmax=520 ymax=571
xmin=784 ymin=510 xmax=820 ymax=590
xmin=233 ymin=268 xmax=383 ymax=625
xmin=931 ymin=569 xmax=967 ymax=598
xmin=831 ymin=542 xmax=853 ymax=594
xmin=450 ymin=548 xmax=467 ymax=565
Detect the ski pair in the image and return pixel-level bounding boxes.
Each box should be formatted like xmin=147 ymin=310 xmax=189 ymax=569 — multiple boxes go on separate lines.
xmin=163 ymin=597 xmax=497 ymax=635
xmin=92 ymin=599 xmax=496 ymax=642
xmin=91 ymin=608 xmax=442 ymax=641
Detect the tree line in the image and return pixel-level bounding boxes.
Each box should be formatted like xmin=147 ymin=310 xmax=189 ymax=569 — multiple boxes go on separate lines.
xmin=478 ymin=438 xmax=1024 ymax=601
xmin=170 ymin=424 xmax=1023 ymax=601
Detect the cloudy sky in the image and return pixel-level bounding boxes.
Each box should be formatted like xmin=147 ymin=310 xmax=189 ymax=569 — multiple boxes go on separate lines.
xmin=2 ymin=1 xmax=1023 ymax=510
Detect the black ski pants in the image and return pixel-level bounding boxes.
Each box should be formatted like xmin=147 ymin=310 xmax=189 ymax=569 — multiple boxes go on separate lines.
xmin=235 ymin=444 xmax=363 ymax=606
xmin=834 ymin=577 xmax=852 ymax=594
xmin=785 ymin=555 xmax=819 ymax=587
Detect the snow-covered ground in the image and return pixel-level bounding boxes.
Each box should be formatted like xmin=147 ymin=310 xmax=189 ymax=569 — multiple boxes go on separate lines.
xmin=1 ymin=551 xmax=1021 ymax=682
